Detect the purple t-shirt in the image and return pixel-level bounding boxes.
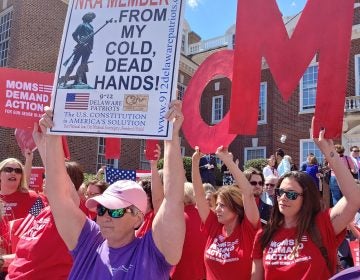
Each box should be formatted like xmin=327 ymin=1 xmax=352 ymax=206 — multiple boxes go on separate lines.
xmin=69 ymin=218 xmax=171 ymax=279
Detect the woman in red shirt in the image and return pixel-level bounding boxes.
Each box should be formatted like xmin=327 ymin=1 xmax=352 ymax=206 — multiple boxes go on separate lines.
xmin=192 ymin=146 xmax=260 ymax=280
xmin=0 ymin=156 xmax=43 ymax=253
xmin=251 ymin=126 xmax=360 ymax=279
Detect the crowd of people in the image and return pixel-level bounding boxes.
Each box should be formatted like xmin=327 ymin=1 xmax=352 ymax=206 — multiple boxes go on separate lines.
xmin=0 ymin=102 xmax=358 ymax=279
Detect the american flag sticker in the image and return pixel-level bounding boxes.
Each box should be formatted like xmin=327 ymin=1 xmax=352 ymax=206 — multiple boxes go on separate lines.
xmin=65 ymin=93 xmax=90 ymax=110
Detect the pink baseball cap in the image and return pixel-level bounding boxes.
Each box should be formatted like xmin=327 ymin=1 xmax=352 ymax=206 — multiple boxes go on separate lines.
xmin=86 ymin=180 xmax=148 ymax=214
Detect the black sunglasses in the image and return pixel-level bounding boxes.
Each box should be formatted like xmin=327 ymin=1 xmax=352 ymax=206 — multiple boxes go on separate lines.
xmin=275 ymin=188 xmax=303 ymax=200
xmin=96 ymin=204 xmax=130 ymax=218
xmin=2 ymin=167 xmax=22 ymax=174
xmin=249 ymin=181 xmax=264 ymax=186
xmin=265 ymin=183 xmax=276 ymax=187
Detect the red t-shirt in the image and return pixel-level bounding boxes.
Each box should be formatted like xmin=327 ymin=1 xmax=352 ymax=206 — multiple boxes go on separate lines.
xmin=6 ymin=206 xmax=72 ymax=280
xmin=136 ymin=210 xmax=155 ymax=238
xmin=0 ymin=191 xmax=44 ymax=253
xmin=252 ymin=209 xmax=346 ymax=280
xmin=202 ymin=211 xmax=259 ymax=280
xmin=171 ymin=204 xmax=207 ymax=280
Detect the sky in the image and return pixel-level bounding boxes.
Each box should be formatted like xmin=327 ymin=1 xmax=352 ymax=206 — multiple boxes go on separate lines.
xmin=184 ymin=0 xmax=307 ymax=40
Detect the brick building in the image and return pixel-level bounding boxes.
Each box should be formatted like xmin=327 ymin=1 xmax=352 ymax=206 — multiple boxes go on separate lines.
xmin=180 ymin=4 xmax=360 ymax=169
xmin=0 ymin=0 xmax=359 ymax=174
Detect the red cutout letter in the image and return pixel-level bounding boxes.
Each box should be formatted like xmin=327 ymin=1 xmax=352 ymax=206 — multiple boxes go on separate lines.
xmin=182 ymin=50 xmax=236 ymax=153
xmin=231 ymin=0 xmax=354 ymax=138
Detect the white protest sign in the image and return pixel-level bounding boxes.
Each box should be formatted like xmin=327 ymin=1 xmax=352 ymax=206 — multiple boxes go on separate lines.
xmin=50 ymin=0 xmax=184 ymax=139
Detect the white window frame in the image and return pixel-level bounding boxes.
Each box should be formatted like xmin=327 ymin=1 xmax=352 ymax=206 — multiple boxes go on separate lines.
xmin=97 ymin=137 xmax=118 ymax=171
xmin=214 ymin=82 xmax=220 ymax=91
xmin=139 ymin=140 xmax=150 ymax=170
xmin=299 ymin=63 xmax=318 ymax=113
xmin=258 ymin=82 xmax=267 ymax=125
xmin=244 ymin=147 xmax=266 ymax=162
xmin=299 ymin=139 xmax=325 ymax=167
xmin=355 ymin=54 xmax=360 ymax=96
xmin=0 ymin=7 xmax=13 ymax=67
xmin=211 ymin=95 xmax=224 ymax=124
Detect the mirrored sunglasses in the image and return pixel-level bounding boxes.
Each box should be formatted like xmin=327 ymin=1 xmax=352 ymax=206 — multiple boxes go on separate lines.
xmin=2 ymin=167 xmax=22 ymax=174
xmin=275 ymin=188 xmax=303 ymax=200
xmin=96 ymin=204 xmax=130 ymax=218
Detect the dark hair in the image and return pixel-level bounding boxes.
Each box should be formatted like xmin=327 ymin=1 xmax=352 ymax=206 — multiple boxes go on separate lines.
xmin=138 ymin=178 xmax=153 ymax=210
xmin=351 ymin=146 xmax=359 ymax=152
xmin=276 ymin=148 xmax=285 ymax=158
xmin=65 ymin=161 xmax=84 ymax=191
xmin=214 ymin=185 xmax=244 ymax=224
xmin=308 ymin=155 xmax=318 ymax=165
xmin=243 ymin=167 xmax=264 ymax=182
xmin=260 ymin=171 xmax=321 ymax=251
xmin=334 ymin=144 xmax=345 ymax=155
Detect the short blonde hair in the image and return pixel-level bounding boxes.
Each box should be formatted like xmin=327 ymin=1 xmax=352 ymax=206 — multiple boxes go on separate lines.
xmin=184 ymin=182 xmax=195 ymax=205
xmin=0 ymin=158 xmax=28 ymax=192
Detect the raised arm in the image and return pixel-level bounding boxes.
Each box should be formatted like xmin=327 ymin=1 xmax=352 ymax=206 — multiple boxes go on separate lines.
xmin=312 ymin=120 xmax=360 ymax=235
xmin=34 ymin=109 xmax=86 ymax=250
xmin=191 ymin=146 xmax=210 ymax=223
xmin=216 ymin=146 xmax=259 ymax=228
xmin=149 ymin=144 xmax=164 ymax=214
xmin=152 ymin=100 xmax=185 ymax=265
xmin=23 ymin=148 xmax=33 ymax=187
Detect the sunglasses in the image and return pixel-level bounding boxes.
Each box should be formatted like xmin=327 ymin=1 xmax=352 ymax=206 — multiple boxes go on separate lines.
xmin=249 ymin=181 xmax=264 ymax=186
xmin=96 ymin=204 xmax=130 ymax=218
xmin=265 ymin=183 xmax=276 ymax=187
xmin=275 ymin=188 xmax=303 ymax=200
xmin=353 ymin=150 xmax=360 ymax=153
xmin=2 ymin=167 xmax=22 ymax=174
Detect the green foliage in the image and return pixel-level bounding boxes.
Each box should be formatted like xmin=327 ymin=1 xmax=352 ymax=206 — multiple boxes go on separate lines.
xmin=83 ymin=173 xmax=97 ymax=184
xmin=157 ymin=157 xmax=192 ymax=182
xmin=244 ymin=158 xmax=267 ymax=172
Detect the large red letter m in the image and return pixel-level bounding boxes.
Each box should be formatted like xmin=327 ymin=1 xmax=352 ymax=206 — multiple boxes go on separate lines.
xmin=230 ymin=0 xmax=354 ymax=138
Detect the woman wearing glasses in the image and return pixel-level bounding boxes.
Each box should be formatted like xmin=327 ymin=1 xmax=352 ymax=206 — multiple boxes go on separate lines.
xmin=0 ymin=155 xmax=43 ymax=254
xmin=192 ymin=146 xmax=260 ymax=280
xmin=251 ymin=126 xmax=360 ymax=280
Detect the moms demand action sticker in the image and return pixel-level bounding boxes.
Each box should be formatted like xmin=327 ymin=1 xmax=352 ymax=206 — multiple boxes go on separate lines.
xmin=0 ymin=68 xmax=54 ymax=129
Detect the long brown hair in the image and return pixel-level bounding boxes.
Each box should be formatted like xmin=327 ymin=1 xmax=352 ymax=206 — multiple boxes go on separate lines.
xmin=260 ymin=171 xmax=321 ymax=250
xmin=214 ymin=185 xmax=244 ymax=224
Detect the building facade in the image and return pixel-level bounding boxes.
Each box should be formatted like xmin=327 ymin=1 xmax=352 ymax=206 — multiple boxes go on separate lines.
xmin=0 ymin=0 xmax=359 ymax=174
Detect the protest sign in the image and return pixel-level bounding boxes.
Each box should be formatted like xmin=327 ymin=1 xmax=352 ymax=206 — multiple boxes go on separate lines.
xmin=14 ymin=128 xmax=37 ymax=155
xmin=0 ymin=68 xmax=53 ymax=130
xmin=29 ymin=167 xmax=45 ymax=193
xmin=50 ymin=0 xmax=185 ymax=140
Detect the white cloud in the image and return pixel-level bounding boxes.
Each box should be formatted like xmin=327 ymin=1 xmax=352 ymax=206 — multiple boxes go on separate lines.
xmin=187 ymin=0 xmax=200 ymax=8
xmin=291 ymin=1 xmax=296 ymax=7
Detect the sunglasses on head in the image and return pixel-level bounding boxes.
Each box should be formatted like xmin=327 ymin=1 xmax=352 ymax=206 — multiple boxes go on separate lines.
xmin=96 ymin=204 xmax=130 ymax=218
xmin=2 ymin=167 xmax=22 ymax=174
xmin=249 ymin=181 xmax=264 ymax=186
xmin=275 ymin=188 xmax=303 ymax=200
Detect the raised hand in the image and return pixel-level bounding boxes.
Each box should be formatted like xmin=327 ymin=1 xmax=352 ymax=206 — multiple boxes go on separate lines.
xmin=215 ymin=146 xmax=233 ymax=163
xmin=192 ymin=146 xmax=203 ymax=162
xmin=165 ymin=100 xmax=183 ymax=137
xmin=311 ymin=117 xmax=334 ymax=155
